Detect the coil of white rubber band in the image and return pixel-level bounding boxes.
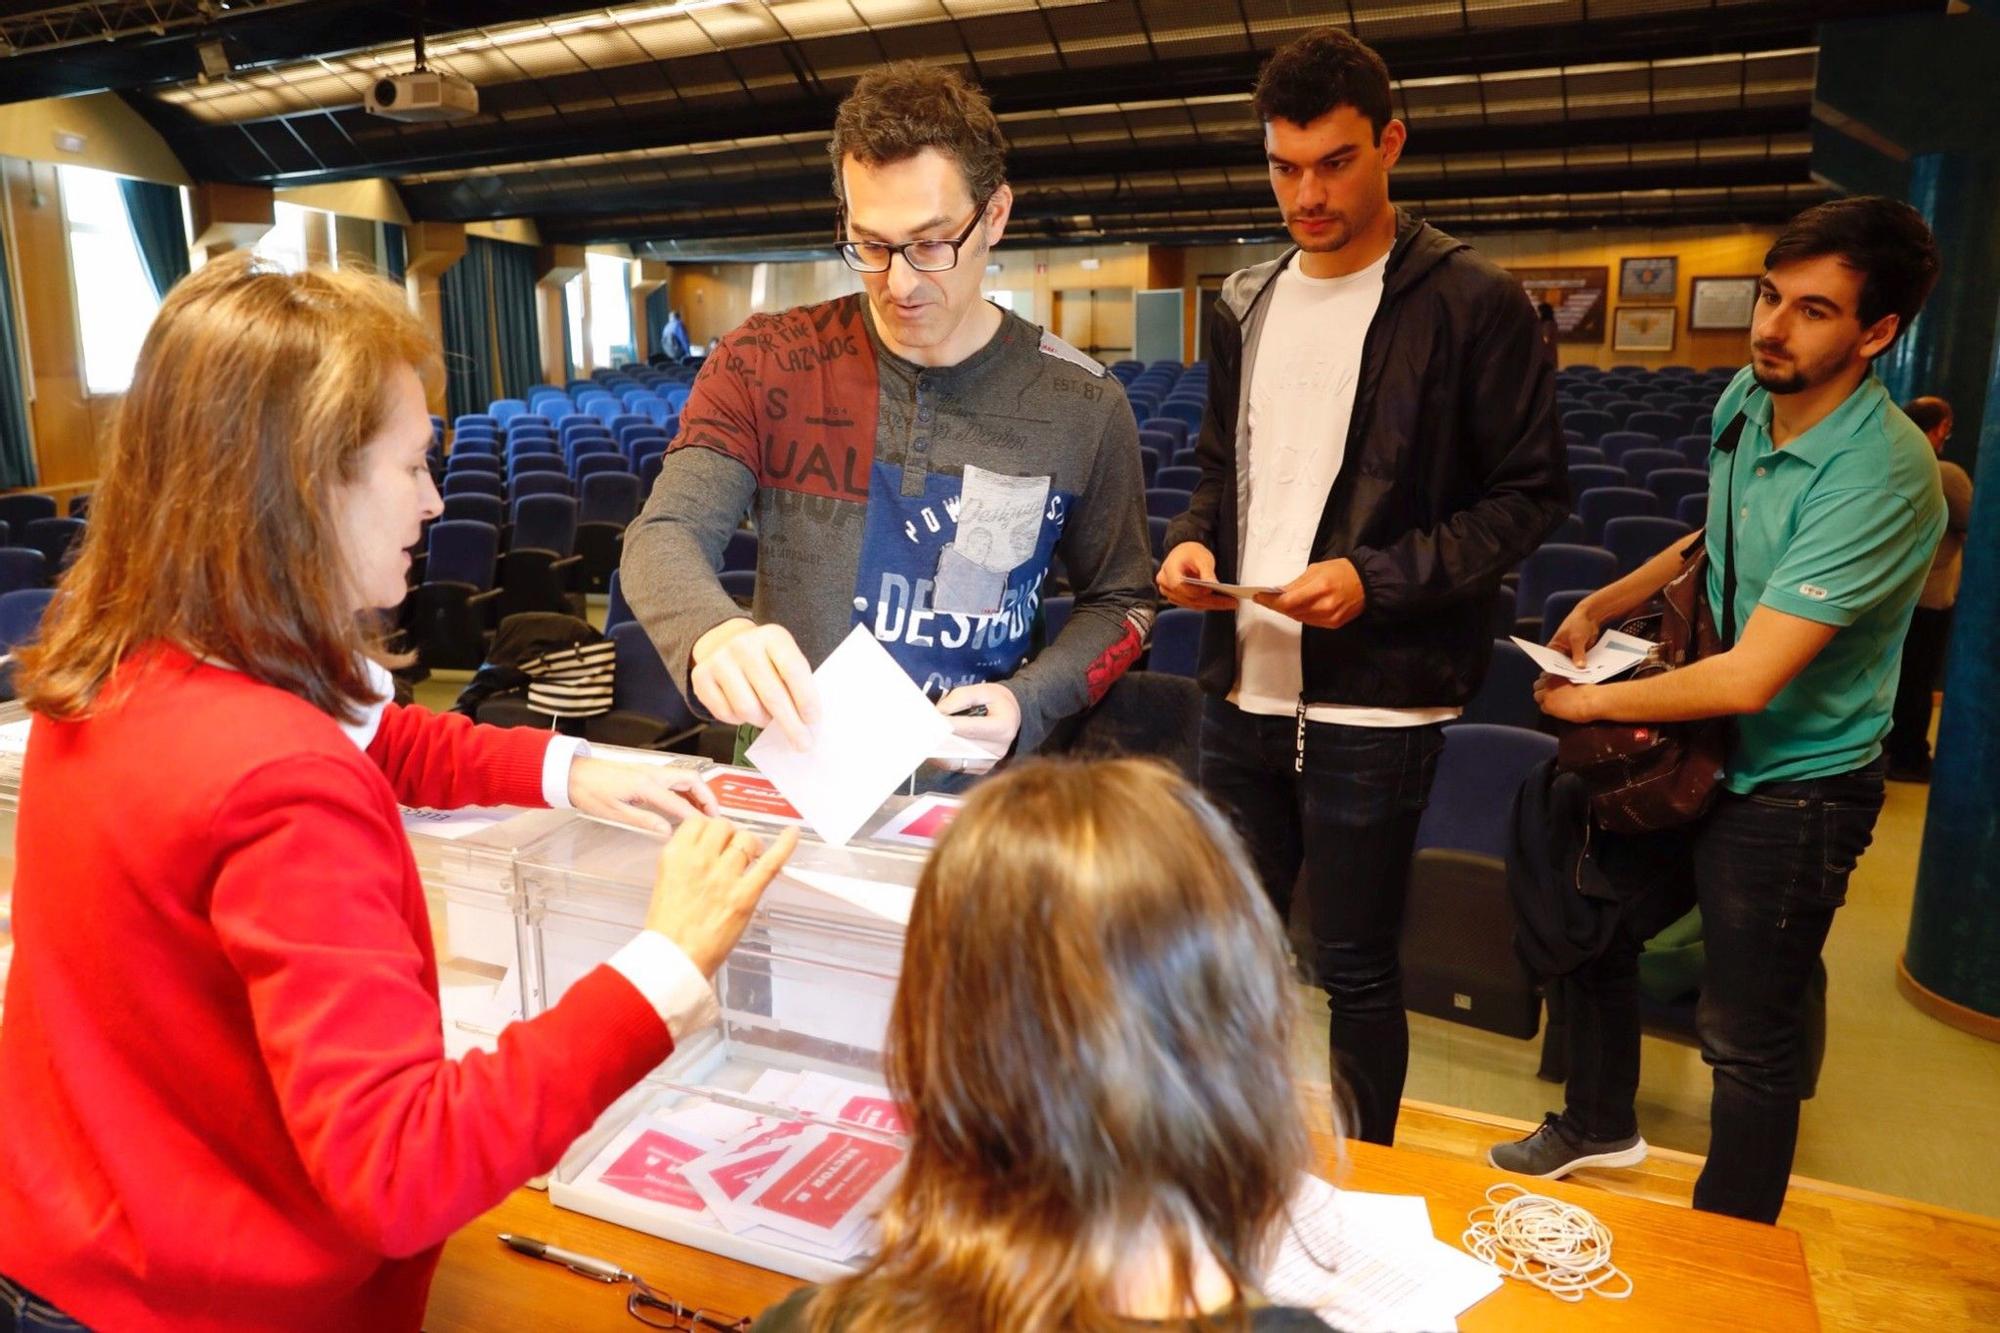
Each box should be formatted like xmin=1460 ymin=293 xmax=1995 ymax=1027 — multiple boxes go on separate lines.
xmin=1463 ymin=1182 xmax=1633 ymax=1303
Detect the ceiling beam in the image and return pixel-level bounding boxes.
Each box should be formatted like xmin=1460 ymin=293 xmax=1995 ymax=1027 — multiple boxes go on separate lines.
xmin=552 ymin=157 xmax=1815 ymax=247
xmin=115 ymin=0 xmax=1901 ymax=187
xmin=395 ymin=104 xmax=1813 ymax=223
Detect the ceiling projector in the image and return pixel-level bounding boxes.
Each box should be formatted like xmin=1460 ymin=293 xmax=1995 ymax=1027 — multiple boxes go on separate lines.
xmin=364 ymin=70 xmax=478 ymax=122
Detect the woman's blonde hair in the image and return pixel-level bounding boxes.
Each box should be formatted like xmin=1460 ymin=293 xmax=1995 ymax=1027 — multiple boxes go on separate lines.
xmin=17 ymin=254 xmax=436 ymax=723
xmin=812 ymin=758 xmax=1312 ymax=1332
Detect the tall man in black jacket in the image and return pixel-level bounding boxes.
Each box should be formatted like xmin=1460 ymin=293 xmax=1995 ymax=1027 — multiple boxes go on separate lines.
xmin=1159 ymin=30 xmax=1568 ymax=1145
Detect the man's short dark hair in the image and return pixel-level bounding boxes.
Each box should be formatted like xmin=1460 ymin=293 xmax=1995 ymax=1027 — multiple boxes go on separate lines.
xmin=1903 ymin=396 xmax=1953 ymax=434
xmin=1252 ymin=29 xmax=1394 ymax=144
xmin=829 ymin=62 xmax=1007 ymax=206
xmin=1763 ymin=196 xmax=1941 ymax=345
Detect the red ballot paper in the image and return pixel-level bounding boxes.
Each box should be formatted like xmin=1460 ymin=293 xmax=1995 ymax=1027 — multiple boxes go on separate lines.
xmin=835 ymin=1094 xmax=906 ymax=1134
xmin=710 ymin=772 xmax=805 ymax=824
xmin=737 ymin=1131 xmax=904 ymax=1243
xmin=597 ymin=1130 xmax=709 ymax=1212
xmin=682 ymin=1118 xmax=814 ymax=1229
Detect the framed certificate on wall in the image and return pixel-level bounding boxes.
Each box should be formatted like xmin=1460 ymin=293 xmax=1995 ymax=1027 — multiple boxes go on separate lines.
xmin=1613 ymin=305 xmax=1677 ymax=352
xmin=1619 ymin=256 xmax=1678 ymax=301
xmin=1509 ymin=266 xmax=1609 ymax=342
xmin=1689 ymin=276 xmax=1760 ymax=331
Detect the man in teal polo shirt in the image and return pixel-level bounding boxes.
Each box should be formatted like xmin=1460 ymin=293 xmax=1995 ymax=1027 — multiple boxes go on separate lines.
xmin=1490 ymin=196 xmax=1944 ymax=1223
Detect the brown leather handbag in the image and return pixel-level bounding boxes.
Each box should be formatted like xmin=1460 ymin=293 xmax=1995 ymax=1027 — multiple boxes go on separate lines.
xmin=1554 ymin=414 xmax=1745 ymax=833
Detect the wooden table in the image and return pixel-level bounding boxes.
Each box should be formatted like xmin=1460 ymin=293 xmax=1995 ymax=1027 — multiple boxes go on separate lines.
xmin=426 ymin=1128 xmax=1817 ymax=1331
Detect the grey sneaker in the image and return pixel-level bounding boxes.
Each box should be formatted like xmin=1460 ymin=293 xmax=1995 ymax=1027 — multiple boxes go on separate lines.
xmin=1487 ymin=1113 xmax=1647 ymax=1179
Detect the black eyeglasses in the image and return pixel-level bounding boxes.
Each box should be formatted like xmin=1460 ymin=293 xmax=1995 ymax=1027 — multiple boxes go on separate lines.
xmin=836 ymin=195 xmax=992 ymax=274
xmin=626 ymin=1274 xmax=750 ymax=1331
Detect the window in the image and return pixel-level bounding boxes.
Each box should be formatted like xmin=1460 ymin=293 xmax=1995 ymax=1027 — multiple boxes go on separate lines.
xmin=252 ymin=200 xmax=314 ymax=272
xmin=58 ymin=165 xmax=164 ymax=396
xmin=587 ymin=251 xmax=632 ymax=369
xmin=565 ymin=273 xmax=586 ymax=374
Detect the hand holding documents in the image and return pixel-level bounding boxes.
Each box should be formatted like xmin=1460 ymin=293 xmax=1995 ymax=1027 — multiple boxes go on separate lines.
xmin=1184 ymin=575 xmax=1285 ymax=599
xmin=1509 ymin=629 xmax=1655 ymax=685
xmin=747 ymin=626 xmax=953 ymax=847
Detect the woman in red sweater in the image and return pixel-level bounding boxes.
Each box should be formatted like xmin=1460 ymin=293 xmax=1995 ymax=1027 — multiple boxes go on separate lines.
xmin=0 ymin=256 xmax=796 ymax=1332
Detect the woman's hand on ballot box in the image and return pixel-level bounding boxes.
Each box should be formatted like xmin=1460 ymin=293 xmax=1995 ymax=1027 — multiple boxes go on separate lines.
xmin=567 ymin=757 xmax=721 ymax=833
xmin=646 ymin=814 xmax=801 ymax=977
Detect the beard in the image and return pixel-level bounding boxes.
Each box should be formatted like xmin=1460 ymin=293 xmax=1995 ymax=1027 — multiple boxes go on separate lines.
xmin=1749 ymin=338 xmax=1843 ymax=395
xmin=1286 ymin=211 xmax=1354 ymax=253
xmin=1750 ymin=361 xmax=1809 ymax=394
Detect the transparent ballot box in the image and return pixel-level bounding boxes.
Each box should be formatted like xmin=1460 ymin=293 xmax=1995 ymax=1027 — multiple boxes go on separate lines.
xmin=404 ymin=802 xmax=570 ymax=1060
xmin=408 ymin=748 xmax=714 ymax=1062
xmin=521 ymin=778 xmax=927 ymax=1280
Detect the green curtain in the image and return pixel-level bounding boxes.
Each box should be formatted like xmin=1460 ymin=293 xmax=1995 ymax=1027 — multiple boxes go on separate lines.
xmin=382 ymin=222 xmax=406 ymax=285
xmin=483 ymin=237 xmax=540 ymax=399
xmin=119 ymin=178 xmax=190 ymax=301
xmin=0 ymin=224 xmax=36 ymax=489
xmin=438 ymin=243 xmax=495 ymax=422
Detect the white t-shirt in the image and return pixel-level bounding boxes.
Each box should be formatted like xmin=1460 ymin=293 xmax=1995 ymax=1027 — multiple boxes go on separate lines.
xmin=1231 ymin=255 xmax=1459 ymax=727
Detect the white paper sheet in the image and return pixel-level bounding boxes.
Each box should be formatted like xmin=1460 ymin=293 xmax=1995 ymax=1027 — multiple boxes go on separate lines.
xmin=1508 ymin=628 xmax=1655 ymax=685
xmin=782 ymin=867 xmax=916 ymax=925
xmin=1262 ymin=1174 xmax=1501 ymax=1333
xmin=746 ymin=626 xmax=951 ymax=847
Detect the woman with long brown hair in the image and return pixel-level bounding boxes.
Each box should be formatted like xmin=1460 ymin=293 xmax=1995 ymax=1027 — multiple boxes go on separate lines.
xmin=0 ymin=255 xmax=795 ymax=1332
xmin=754 ymin=758 xmax=1337 ymax=1333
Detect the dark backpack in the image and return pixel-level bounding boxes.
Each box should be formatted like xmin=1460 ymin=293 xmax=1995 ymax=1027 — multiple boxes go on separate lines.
xmin=1552 ymin=413 xmax=1745 ymax=833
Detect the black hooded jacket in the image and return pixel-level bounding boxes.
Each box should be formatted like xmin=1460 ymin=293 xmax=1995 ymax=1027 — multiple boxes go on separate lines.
xmin=1164 ymin=211 xmax=1569 ymax=709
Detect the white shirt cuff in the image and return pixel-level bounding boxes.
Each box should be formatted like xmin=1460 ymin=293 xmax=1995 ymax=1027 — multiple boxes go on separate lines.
xmin=542 ymin=736 xmax=591 ymax=809
xmin=606 ymin=929 xmax=720 ymax=1040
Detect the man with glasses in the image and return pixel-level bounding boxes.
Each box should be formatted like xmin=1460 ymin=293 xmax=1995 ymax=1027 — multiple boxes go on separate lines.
xmin=623 ymin=63 xmax=1153 ymax=772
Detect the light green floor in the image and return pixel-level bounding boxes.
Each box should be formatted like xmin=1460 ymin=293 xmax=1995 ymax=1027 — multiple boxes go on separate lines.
xmin=1295 ymin=771 xmax=2000 ymax=1218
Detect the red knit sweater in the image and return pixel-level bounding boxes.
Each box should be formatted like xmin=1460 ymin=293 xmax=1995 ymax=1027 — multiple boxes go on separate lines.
xmin=0 ymin=647 xmax=675 ymax=1331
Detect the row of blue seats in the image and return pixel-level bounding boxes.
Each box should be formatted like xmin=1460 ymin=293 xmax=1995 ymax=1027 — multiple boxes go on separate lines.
xmin=1563 ymin=405 xmax=1710 ymax=447
xmin=0 ymin=517 xmax=87 ymax=597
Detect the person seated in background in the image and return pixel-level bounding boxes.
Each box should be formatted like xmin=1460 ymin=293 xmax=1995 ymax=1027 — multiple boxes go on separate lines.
xmin=1885 ymin=394 xmax=1971 ymax=781
xmin=752 ymin=758 xmax=1339 ymax=1333
xmin=0 ymin=256 xmax=797 ymax=1333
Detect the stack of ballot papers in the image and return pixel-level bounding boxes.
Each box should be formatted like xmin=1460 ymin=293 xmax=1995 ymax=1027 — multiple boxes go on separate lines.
xmin=1261 ymin=1174 xmax=1502 ymax=1332
xmin=579 ymin=1071 xmax=907 ymax=1264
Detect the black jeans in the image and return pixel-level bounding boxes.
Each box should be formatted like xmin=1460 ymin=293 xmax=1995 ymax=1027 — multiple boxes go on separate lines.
xmin=1561 ymin=758 xmax=1886 ymax=1223
xmin=1198 ymin=696 xmax=1444 ymax=1146
xmin=0 ymin=1275 xmax=87 ymax=1333
xmin=1887 ymin=605 xmax=1951 ymax=767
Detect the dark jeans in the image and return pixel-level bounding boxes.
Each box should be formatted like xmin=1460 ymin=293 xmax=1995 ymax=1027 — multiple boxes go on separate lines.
xmin=1562 ymin=758 xmax=1886 ymax=1223
xmin=1887 ymin=605 xmax=1952 ymax=766
xmin=0 ymin=1275 xmax=87 ymax=1333
xmin=1198 ymin=696 xmax=1444 ymax=1146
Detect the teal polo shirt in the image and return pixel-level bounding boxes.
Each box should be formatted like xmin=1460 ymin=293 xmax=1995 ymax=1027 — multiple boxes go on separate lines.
xmin=1704 ymin=367 xmax=1945 ymax=792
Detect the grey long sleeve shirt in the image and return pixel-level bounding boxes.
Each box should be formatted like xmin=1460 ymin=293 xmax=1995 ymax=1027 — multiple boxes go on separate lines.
xmin=620 ymin=294 xmax=1155 ymax=756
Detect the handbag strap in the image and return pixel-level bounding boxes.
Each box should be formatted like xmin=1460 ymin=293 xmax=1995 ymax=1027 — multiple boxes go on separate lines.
xmin=1711 ymin=412 xmax=1749 ymax=650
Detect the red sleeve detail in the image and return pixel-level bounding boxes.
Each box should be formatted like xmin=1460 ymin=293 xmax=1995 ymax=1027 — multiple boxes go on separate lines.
xmin=364 ymin=704 xmax=551 ymax=810
xmin=1084 ymin=620 xmax=1145 ymax=705
xmin=672 ymin=321 xmax=768 ymax=477
xmin=673 ymin=298 xmax=878 ymax=501
xmin=210 ymin=756 xmax=673 ymax=1258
